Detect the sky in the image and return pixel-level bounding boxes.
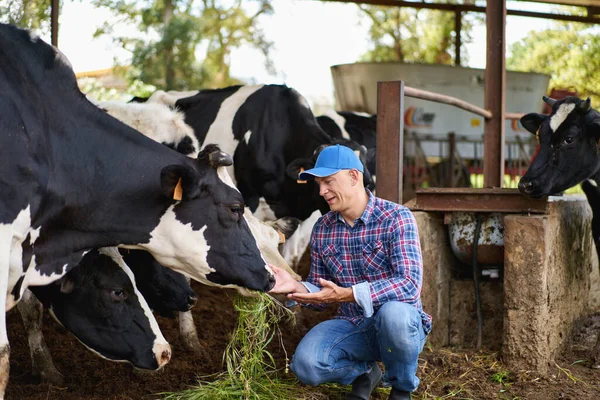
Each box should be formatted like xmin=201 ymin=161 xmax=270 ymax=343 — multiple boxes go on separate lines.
xmin=42 ymin=0 xmax=559 ymax=108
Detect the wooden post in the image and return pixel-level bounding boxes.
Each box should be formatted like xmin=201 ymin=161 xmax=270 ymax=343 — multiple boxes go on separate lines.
xmin=483 ymin=0 xmax=506 ymax=188
xmin=376 ymin=81 xmax=404 ymax=204
xmin=455 ymin=11 xmax=462 ymax=66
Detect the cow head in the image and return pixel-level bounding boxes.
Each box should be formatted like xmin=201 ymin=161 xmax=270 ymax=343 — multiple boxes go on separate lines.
xmin=140 ymin=144 xmax=275 ymax=292
xmin=121 ymin=249 xmax=197 ymax=318
xmin=30 ymin=248 xmax=171 ymax=370
xmin=518 ymin=96 xmax=600 ymax=197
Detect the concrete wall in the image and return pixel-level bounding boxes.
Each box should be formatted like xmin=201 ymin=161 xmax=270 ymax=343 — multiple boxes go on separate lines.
xmin=414 ymin=211 xmax=452 ymax=346
xmin=503 ymin=198 xmax=594 ymax=373
xmin=415 ymin=197 xmax=596 ymax=374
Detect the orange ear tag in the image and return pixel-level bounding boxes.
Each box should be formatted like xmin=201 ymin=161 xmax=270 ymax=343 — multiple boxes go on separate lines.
xmin=277 ymin=230 xmax=286 ymax=244
xmin=297 ymin=167 xmax=307 ymax=184
xmin=173 ymin=178 xmax=183 ymax=201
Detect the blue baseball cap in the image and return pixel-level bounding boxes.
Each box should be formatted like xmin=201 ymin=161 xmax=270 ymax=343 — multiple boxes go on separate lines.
xmin=298 ymin=144 xmax=364 ymax=180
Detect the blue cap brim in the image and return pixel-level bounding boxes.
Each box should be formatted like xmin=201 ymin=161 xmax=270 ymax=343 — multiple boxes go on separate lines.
xmin=298 ymin=167 xmax=341 ymax=180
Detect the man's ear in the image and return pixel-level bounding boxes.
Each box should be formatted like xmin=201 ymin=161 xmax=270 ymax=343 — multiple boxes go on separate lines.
xmin=520 ymin=113 xmax=546 ymax=135
xmin=160 ymin=164 xmax=201 ymax=200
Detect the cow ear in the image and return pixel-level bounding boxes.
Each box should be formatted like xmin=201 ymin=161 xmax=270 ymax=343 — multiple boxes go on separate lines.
xmin=59 ymin=277 xmax=75 ymax=294
xmin=160 ymin=164 xmax=202 ymax=201
xmin=520 ymin=113 xmax=546 ymax=135
xmin=286 ymin=158 xmax=313 ymax=180
xmin=270 ymin=217 xmax=301 ymax=241
xmin=590 ymin=119 xmax=600 ymax=142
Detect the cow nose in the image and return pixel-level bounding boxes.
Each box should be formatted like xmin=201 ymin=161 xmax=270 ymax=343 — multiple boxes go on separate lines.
xmin=153 ymin=343 xmax=171 ymax=369
xmin=267 ymin=272 xmax=276 ymax=291
xmin=187 ymin=295 xmax=198 ymax=309
xmin=518 ymin=179 xmax=535 ymax=195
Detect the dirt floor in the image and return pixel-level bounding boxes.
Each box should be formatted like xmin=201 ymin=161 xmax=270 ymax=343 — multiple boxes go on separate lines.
xmin=5 ymin=254 xmax=600 ymax=400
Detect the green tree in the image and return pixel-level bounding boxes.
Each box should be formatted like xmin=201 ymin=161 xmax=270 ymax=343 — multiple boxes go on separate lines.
xmin=92 ymin=0 xmax=274 ymax=90
xmin=0 ymin=0 xmax=54 ymax=33
xmin=358 ymin=0 xmax=480 ymax=65
xmin=507 ymin=18 xmax=600 ymax=105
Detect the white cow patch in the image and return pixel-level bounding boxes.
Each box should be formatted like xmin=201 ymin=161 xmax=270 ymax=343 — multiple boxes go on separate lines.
xmin=146 ymin=90 xmax=200 ymax=106
xmin=217 ymin=166 xmax=239 ymax=191
xmin=125 ymin=205 xmax=214 ymax=284
xmin=352 ymin=111 xmax=372 ymax=118
xmin=95 ymin=100 xmax=200 ymax=158
xmin=281 ymin=210 xmax=322 ymax=270
xmin=204 ymin=85 xmax=264 ymax=157
xmin=99 ymin=247 xmax=168 ymax=347
xmin=244 ymin=130 xmax=252 ymax=144
xmin=550 ymin=103 xmax=576 ymax=132
xmin=6 ymin=207 xmax=45 ymax=310
xmin=323 ymin=110 xmax=351 ymax=139
xmin=253 ymin=197 xmax=277 ymax=222
xmin=244 ymin=209 xmax=299 ymax=280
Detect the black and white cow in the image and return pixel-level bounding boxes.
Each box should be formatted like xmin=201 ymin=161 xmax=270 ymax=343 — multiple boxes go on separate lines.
xmin=143 ymin=85 xmax=375 ymax=221
xmin=0 ymin=23 xmax=274 ymax=397
xmin=20 ymin=247 xmax=173 ymax=384
xmin=316 ymin=110 xmax=377 ymax=177
xmin=518 ymin=95 xmax=600 ymax=367
xmin=95 ymin=97 xmax=301 ymax=354
xmin=518 ymin=96 xmax=600 ymax=198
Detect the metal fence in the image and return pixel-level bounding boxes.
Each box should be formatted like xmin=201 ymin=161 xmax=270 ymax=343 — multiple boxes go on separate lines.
xmin=402 ymin=131 xmax=537 ymax=201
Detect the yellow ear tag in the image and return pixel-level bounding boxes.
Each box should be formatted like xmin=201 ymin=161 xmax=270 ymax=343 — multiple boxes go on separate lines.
xmin=535 ymin=128 xmax=540 ymax=141
xmin=277 ymin=230 xmax=286 ymax=244
xmin=173 ymin=178 xmax=183 ymax=201
xmin=297 ymin=167 xmax=307 ymax=184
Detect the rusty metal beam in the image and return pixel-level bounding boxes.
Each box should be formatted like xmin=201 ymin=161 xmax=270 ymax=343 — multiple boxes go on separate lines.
xmin=321 ymin=0 xmax=600 ymax=24
xmin=483 ymin=0 xmax=506 ymax=188
xmin=404 ymin=86 xmax=492 ymax=118
xmin=51 ymin=0 xmax=59 ymax=47
xmin=376 ymin=81 xmax=404 ymax=204
xmin=412 ymin=188 xmax=548 ymax=213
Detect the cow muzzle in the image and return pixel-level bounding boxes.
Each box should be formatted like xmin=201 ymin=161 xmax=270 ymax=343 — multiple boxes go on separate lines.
xmin=153 ymin=342 xmax=172 ymax=369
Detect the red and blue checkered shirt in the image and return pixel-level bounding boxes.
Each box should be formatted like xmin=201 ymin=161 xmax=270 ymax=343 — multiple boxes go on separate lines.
xmin=303 ymin=190 xmax=432 ymax=334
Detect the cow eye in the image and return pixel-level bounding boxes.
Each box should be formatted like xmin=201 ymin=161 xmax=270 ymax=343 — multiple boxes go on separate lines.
xmin=228 ymin=204 xmax=243 ymax=219
xmin=563 ymin=137 xmax=575 ymax=145
xmin=110 ymin=289 xmax=127 ymax=301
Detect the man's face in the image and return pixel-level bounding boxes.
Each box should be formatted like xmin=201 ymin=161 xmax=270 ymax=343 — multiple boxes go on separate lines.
xmin=315 ymin=170 xmax=355 ymax=213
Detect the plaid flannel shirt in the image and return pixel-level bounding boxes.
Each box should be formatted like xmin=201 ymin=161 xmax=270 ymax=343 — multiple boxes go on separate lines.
xmin=302 ymin=190 xmax=432 ymax=334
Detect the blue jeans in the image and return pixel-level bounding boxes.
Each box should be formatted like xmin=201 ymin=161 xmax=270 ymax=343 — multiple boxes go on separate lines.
xmin=290 ymin=301 xmax=427 ymax=392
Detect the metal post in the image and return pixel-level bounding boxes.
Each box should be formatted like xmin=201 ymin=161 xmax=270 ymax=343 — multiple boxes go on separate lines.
xmin=483 ymin=0 xmax=506 ymax=188
xmin=376 ymin=81 xmax=404 ymax=204
xmin=448 ymin=132 xmax=456 ymax=187
xmin=51 ymin=0 xmax=59 ymax=47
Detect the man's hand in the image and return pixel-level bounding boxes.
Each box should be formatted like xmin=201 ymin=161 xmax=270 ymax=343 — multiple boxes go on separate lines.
xmin=268 ymin=264 xmax=307 ymax=294
xmin=288 ymin=278 xmax=355 ymax=304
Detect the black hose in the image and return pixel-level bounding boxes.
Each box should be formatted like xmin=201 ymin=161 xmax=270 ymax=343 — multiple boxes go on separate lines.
xmin=472 ymin=214 xmax=484 ymax=350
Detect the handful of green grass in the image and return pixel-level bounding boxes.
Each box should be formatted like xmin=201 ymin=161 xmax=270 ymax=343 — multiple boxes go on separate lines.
xmin=162 ymin=292 xmax=299 ymax=400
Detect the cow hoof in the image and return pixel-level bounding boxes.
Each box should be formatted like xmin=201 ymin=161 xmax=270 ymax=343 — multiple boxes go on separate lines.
xmin=34 ymin=369 xmax=64 ymax=386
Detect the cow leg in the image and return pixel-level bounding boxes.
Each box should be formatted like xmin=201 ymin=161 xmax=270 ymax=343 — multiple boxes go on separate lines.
xmin=0 ymin=225 xmax=12 ymax=399
xmin=177 ymin=311 xmax=202 ymax=356
xmin=592 ymin=332 xmax=600 ymax=369
xmin=177 ymin=275 xmax=202 ymax=356
xmin=17 ymin=290 xmax=64 ymax=385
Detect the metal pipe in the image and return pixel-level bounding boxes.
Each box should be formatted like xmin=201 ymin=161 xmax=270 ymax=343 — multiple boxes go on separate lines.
xmin=404 ymin=86 xmax=492 ymax=119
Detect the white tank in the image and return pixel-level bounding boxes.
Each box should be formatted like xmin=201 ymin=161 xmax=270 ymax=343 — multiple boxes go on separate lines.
xmin=331 ymin=62 xmax=550 ymax=160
